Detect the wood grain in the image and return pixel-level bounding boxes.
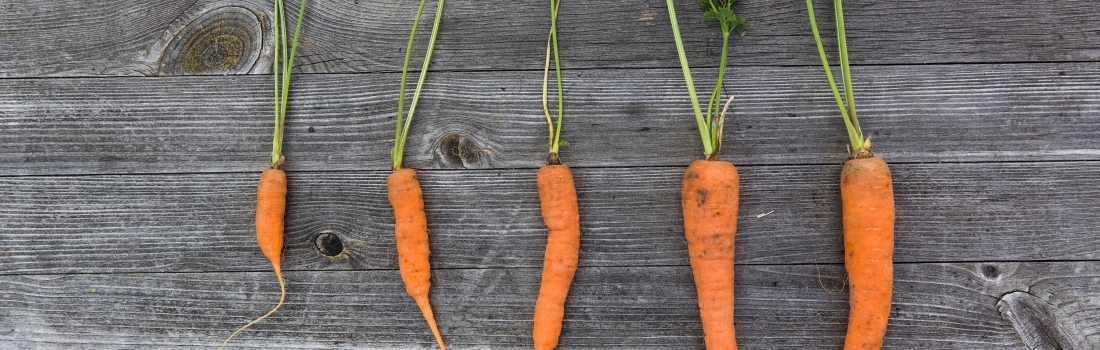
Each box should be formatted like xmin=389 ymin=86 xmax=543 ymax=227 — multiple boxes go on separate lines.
xmin=3 ymin=63 xmax=1099 ymax=175
xmin=3 ymin=1 xmax=1100 ymax=78
xmin=1 ymin=162 xmax=1097 ymax=275
xmin=7 ymin=261 xmax=1096 ymax=349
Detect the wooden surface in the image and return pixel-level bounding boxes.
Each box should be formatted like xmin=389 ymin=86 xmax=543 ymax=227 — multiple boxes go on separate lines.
xmin=2 ymin=0 xmax=1098 ymax=349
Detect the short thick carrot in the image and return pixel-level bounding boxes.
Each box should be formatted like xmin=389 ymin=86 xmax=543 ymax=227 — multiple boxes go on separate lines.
xmin=533 ymin=164 xmax=581 ymax=350
xmin=681 ymin=159 xmax=739 ymax=350
xmin=840 ymin=156 xmax=894 ymax=350
xmin=388 ymin=168 xmax=446 ymax=350
xmin=220 ymin=168 xmax=288 ymax=349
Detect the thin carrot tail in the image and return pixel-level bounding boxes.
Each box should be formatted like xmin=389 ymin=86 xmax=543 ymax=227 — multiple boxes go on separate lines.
xmin=220 ymin=268 xmax=286 ymax=350
xmin=414 ymin=296 xmax=447 ymax=350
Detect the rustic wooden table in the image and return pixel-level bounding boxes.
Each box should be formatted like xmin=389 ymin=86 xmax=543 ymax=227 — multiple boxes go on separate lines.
xmin=2 ymin=0 xmax=1099 ymax=349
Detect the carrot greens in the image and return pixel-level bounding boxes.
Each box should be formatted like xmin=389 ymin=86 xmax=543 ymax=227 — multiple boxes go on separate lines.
xmin=806 ymin=0 xmax=867 ymax=153
xmin=542 ymin=0 xmax=565 ymax=164
xmin=665 ymin=0 xmax=747 ymax=160
xmin=392 ymin=0 xmax=446 ymax=170
xmin=270 ymin=0 xmax=307 ymax=166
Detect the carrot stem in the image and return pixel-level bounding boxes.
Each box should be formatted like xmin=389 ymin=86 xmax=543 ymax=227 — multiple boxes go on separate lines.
xmin=542 ymin=0 xmax=565 ymax=155
xmin=833 ymin=0 xmax=859 ymax=133
xmin=269 ymin=0 xmax=307 ymax=166
xmin=705 ymin=30 xmax=731 ymax=146
xmin=806 ymin=0 xmax=864 ymax=152
xmin=393 ymin=0 xmax=446 ymax=170
xmin=665 ymin=0 xmax=714 ymax=158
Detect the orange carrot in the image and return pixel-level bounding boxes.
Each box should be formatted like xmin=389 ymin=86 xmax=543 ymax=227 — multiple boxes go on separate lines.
xmin=840 ymin=155 xmax=894 ymax=350
xmin=221 ymin=0 xmax=304 ymax=346
xmin=220 ymin=167 xmax=288 ymax=349
xmin=807 ymin=1 xmax=896 ymax=347
xmin=681 ymin=159 xmax=739 ymax=350
xmin=665 ymin=0 xmax=746 ymax=345
xmin=388 ymin=168 xmax=446 ymax=350
xmin=533 ymin=164 xmax=581 ymax=350
xmin=388 ymin=0 xmax=447 ymax=346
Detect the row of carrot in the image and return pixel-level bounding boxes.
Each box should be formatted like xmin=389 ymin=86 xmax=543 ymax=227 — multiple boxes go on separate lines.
xmin=221 ymin=0 xmax=894 ymax=349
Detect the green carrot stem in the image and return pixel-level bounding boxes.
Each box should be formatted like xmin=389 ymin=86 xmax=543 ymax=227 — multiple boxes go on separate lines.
xmin=270 ymin=0 xmax=306 ymax=166
xmin=393 ymin=0 xmax=430 ymax=164
xmin=806 ymin=0 xmax=862 ymax=151
xmin=270 ymin=2 xmax=282 ymax=165
xmin=705 ymin=29 xmax=731 ymax=149
xmin=392 ymin=0 xmax=445 ymax=170
xmin=833 ymin=0 xmax=859 ymax=134
xmin=666 ymin=0 xmax=715 ymax=158
xmin=548 ymin=0 xmax=565 ymax=155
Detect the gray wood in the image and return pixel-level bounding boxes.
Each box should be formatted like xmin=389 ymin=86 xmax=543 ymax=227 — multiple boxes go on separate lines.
xmin=2 ymin=162 xmax=1097 ymax=275
xmin=4 ymin=63 xmax=1100 ymax=176
xmin=6 ymin=261 xmax=1098 ymax=349
xmin=5 ymin=0 xmax=1100 ymax=347
xmin=3 ymin=0 xmax=1100 ymax=78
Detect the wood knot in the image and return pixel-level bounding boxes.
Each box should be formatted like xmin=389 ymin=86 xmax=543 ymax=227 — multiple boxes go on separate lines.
xmin=980 ymin=264 xmax=1000 ymax=280
xmin=157 ymin=6 xmax=262 ymax=75
xmin=312 ymin=231 xmax=344 ymax=257
xmin=436 ymin=132 xmax=488 ymax=168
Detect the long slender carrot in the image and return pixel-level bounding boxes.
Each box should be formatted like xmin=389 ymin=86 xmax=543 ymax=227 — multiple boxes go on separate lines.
xmin=388 ymin=168 xmax=446 ymax=350
xmin=681 ymin=159 xmax=739 ymax=350
xmin=840 ymin=156 xmax=894 ymax=349
xmin=532 ymin=1 xmax=580 ymax=348
xmin=389 ymin=0 xmax=447 ymax=347
xmin=532 ymin=165 xmax=580 ymax=350
xmin=807 ymin=1 xmax=896 ymax=348
xmin=221 ymin=168 xmax=288 ymax=350
xmin=220 ymin=0 xmax=304 ymax=348
xmin=666 ymin=1 xmax=746 ymax=347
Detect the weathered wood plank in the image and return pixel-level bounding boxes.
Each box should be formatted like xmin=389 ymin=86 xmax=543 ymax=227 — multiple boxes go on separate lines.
xmin=3 ymin=0 xmax=1100 ymax=78
xmin=3 ymin=63 xmax=1099 ymax=175
xmin=2 ymin=162 xmax=1097 ymax=275
xmin=8 ymin=261 xmax=1095 ymax=349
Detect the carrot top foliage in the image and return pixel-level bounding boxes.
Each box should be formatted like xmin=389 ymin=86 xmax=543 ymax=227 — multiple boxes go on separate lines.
xmin=542 ymin=0 xmax=566 ymax=164
xmin=666 ymin=0 xmax=748 ymax=160
xmin=269 ymin=0 xmax=307 ymax=167
xmin=392 ymin=0 xmax=446 ymax=170
xmin=806 ymin=0 xmax=869 ymax=155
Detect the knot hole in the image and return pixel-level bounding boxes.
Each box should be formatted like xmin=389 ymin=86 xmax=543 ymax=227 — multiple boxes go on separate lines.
xmin=312 ymin=231 xmax=344 ymax=257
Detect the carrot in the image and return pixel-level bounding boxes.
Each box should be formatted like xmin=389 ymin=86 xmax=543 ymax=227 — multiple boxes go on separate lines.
xmin=807 ymin=1 xmax=896 ymax=348
xmin=531 ymin=1 xmax=581 ymax=349
xmin=666 ymin=1 xmax=746 ymax=348
xmin=389 ymin=0 xmax=447 ymax=347
xmin=220 ymin=1 xmax=305 ymax=348
xmin=220 ymin=168 xmax=288 ymax=349
xmin=840 ymin=156 xmax=894 ymax=349
xmin=532 ymin=164 xmax=580 ymax=350
xmin=682 ymin=159 xmax=739 ymax=349
xmin=388 ymin=168 xmax=446 ymax=350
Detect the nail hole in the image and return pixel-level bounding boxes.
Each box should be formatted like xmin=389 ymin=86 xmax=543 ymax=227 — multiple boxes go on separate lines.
xmin=312 ymin=231 xmax=344 ymax=257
